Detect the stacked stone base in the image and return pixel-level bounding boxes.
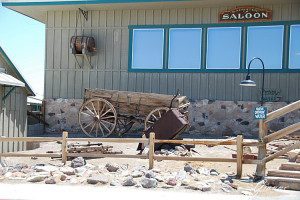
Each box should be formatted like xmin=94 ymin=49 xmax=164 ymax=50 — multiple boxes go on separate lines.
xmin=44 ymin=98 xmax=300 ymax=138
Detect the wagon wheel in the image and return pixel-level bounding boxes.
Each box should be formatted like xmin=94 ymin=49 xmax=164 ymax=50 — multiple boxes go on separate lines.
xmin=144 ymin=107 xmax=169 ymax=131
xmin=78 ymin=98 xmax=117 ymax=137
xmin=115 ymin=117 xmax=135 ymax=136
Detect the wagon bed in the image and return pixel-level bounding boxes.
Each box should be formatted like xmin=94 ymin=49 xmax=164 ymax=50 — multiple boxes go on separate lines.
xmin=78 ymin=89 xmax=190 ymax=137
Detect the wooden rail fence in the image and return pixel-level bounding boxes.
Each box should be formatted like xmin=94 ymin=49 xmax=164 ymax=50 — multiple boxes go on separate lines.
xmin=0 ymin=132 xmax=260 ymax=179
xmin=1 ymin=100 xmax=299 ymax=179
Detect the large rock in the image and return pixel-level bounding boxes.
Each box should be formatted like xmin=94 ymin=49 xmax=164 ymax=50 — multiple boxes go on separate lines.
xmin=71 ymin=157 xmax=86 ymax=168
xmin=45 ymin=177 xmax=56 ymax=184
xmin=60 ymin=166 xmax=75 ymax=175
xmin=87 ymin=174 xmax=109 ymax=185
xmin=140 ymin=178 xmax=157 ymax=188
xmin=122 ymin=176 xmax=136 ymax=186
xmin=145 ymin=170 xmax=156 ymax=179
xmin=166 ymin=178 xmax=177 ymax=186
xmin=132 ymin=170 xmax=143 ymax=178
xmin=184 ymin=164 xmax=194 ymax=173
xmin=27 ymin=174 xmax=48 ymax=182
xmin=105 ymin=163 xmax=119 ymax=172
xmin=34 ymin=165 xmax=58 ymax=173
xmin=187 ymin=182 xmax=211 ymax=191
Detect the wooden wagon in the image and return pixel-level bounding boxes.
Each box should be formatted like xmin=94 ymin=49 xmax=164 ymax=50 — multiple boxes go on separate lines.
xmin=78 ymin=89 xmax=190 ymax=137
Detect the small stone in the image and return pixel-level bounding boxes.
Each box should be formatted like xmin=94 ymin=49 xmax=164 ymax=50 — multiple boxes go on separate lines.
xmin=132 ymin=170 xmax=143 ymax=178
xmin=74 ymin=166 xmax=87 ymax=176
xmin=155 ymin=175 xmax=164 ymax=182
xmin=110 ymin=180 xmax=119 ymax=186
xmin=71 ymin=157 xmax=86 ymax=168
xmin=122 ymin=176 xmax=136 ymax=186
xmin=60 ymin=174 xmax=67 ymax=181
xmin=87 ymin=174 xmax=109 ymax=185
xmin=35 ymin=165 xmax=58 ymax=173
xmin=175 ymin=146 xmax=185 ymax=152
xmin=145 ymin=170 xmax=156 ymax=178
xmin=60 ymin=166 xmax=75 ymax=175
xmin=45 ymin=177 xmax=56 ymax=184
xmin=184 ymin=164 xmax=194 ymax=173
xmin=210 ymin=169 xmax=219 ymax=176
xmin=166 ymin=178 xmax=177 ymax=186
xmin=196 ymin=167 xmax=210 ymax=176
xmin=140 ymin=178 xmax=157 ymax=188
xmin=105 ymin=163 xmax=119 ymax=172
xmin=181 ymin=179 xmax=190 ymax=186
xmin=27 ymin=175 xmax=47 ymax=182
xmin=176 ymin=170 xmax=187 ymax=181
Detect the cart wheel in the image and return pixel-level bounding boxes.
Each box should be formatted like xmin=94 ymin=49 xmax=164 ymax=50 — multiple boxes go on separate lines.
xmin=115 ymin=117 xmax=135 ymax=136
xmin=144 ymin=107 xmax=169 ymax=130
xmin=78 ymin=98 xmax=117 ymax=137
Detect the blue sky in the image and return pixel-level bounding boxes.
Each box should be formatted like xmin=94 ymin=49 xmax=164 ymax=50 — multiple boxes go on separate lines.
xmin=0 ymin=4 xmax=45 ymax=98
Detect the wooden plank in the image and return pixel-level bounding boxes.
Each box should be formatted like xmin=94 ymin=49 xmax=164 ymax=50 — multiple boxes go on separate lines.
xmin=268 ymin=170 xmax=300 ymax=179
xmin=67 ymin=138 xmax=148 ymax=143
xmin=148 ymin=132 xmax=155 ymax=169
xmin=262 ymin=141 xmax=300 ymax=163
xmin=265 ymin=100 xmax=300 ymax=123
xmin=0 ymin=137 xmax=62 ymax=142
xmin=154 ymin=156 xmax=236 ymax=162
xmin=263 ymin=122 xmax=300 ymax=143
xmin=155 ymin=139 xmax=236 ymax=145
xmin=236 ymin=135 xmax=243 ymax=178
xmin=266 ymin=176 xmax=300 ymax=191
xmin=0 ymin=153 xmax=61 ymax=157
xmin=280 ymin=163 xmax=300 ymax=171
xmin=68 ymin=153 xmax=147 ymax=159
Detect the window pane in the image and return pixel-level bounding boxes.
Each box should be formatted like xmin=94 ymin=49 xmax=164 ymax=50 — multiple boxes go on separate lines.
xmin=289 ymin=25 xmax=300 ymax=69
xmin=168 ymin=28 xmax=202 ymax=69
xmin=132 ymin=29 xmax=164 ymax=69
xmin=206 ymin=27 xmax=241 ymax=69
xmin=247 ymin=25 xmax=284 ymax=69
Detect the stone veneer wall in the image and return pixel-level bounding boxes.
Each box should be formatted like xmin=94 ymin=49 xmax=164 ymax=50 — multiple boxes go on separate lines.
xmin=44 ymin=99 xmax=300 ymax=137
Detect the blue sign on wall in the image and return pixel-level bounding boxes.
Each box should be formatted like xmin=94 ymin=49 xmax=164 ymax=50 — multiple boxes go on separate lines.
xmin=254 ymin=106 xmax=268 ymax=120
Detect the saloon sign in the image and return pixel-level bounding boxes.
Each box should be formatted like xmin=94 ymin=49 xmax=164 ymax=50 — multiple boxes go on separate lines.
xmin=219 ymin=6 xmax=272 ymax=22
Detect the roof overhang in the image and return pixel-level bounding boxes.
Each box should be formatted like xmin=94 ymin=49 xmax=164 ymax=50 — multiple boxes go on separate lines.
xmin=4 ymin=0 xmax=294 ymax=23
xmin=0 ymin=72 xmax=25 ymax=87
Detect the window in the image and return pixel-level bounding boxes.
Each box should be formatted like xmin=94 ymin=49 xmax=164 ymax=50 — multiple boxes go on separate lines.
xmin=247 ymin=25 xmax=284 ymax=69
xmin=206 ymin=27 xmax=241 ymax=69
xmin=168 ymin=28 xmax=202 ymax=69
xmin=131 ymin=29 xmax=164 ymax=69
xmin=289 ymin=25 xmax=300 ymax=69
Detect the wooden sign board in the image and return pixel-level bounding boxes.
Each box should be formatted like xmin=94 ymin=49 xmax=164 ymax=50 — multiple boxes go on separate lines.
xmin=219 ymin=6 xmax=272 ymax=22
xmin=254 ymin=106 xmax=268 ymax=120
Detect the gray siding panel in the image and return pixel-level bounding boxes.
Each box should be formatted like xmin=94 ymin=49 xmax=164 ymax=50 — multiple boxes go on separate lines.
xmin=45 ymin=2 xmax=300 ymax=102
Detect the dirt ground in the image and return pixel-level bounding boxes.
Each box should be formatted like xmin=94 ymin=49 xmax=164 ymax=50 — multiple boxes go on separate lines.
xmin=0 ymin=139 xmax=291 ymax=198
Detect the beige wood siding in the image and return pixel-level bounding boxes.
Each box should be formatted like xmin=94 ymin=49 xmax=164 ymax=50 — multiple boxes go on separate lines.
xmin=0 ymin=58 xmax=28 ymax=153
xmin=44 ymin=1 xmax=300 ymax=102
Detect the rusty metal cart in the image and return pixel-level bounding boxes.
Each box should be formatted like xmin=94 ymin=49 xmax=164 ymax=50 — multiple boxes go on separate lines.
xmin=78 ymin=89 xmax=190 ymax=137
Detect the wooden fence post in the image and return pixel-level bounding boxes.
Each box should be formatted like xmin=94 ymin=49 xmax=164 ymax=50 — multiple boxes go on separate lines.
xmin=62 ymin=131 xmax=68 ymax=165
xmin=148 ymin=132 xmax=155 ymax=169
xmin=255 ymin=120 xmax=267 ymax=178
xmin=236 ymin=135 xmax=243 ymax=178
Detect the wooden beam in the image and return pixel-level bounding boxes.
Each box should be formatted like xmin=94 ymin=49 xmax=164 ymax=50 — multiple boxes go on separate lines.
xmin=0 ymin=137 xmax=62 ymax=142
xmin=265 ymin=100 xmax=300 ymax=123
xmin=236 ymin=135 xmax=243 ymax=178
xmin=261 ymin=141 xmax=300 ymax=164
xmin=154 ymin=156 xmax=236 ymax=162
xmin=155 ymin=139 xmax=236 ymax=146
xmin=0 ymin=153 xmax=61 ymax=157
xmin=67 ymin=138 xmax=148 ymax=143
xmin=280 ymin=163 xmax=300 ymax=171
xmin=267 ymin=170 xmax=300 ymax=179
xmin=263 ymin=122 xmax=300 ymax=143
xmin=148 ymin=132 xmax=155 ymax=169
xmin=68 ymin=153 xmax=147 ymax=159
xmin=61 ymin=131 xmax=68 ymax=165
xmin=255 ymin=120 xmax=268 ymax=178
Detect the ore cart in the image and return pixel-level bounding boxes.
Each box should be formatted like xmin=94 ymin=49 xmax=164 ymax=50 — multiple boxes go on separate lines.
xmin=78 ymin=89 xmax=190 ymax=137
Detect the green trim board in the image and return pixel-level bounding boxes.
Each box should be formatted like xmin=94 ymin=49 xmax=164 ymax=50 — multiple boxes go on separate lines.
xmin=128 ymin=20 xmax=300 ymax=73
xmin=0 ymin=47 xmax=35 ymax=96
xmin=2 ymin=0 xmax=189 ymax=6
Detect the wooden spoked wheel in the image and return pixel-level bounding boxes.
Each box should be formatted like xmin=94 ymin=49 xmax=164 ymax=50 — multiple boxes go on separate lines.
xmin=144 ymin=107 xmax=169 ymax=131
xmin=79 ymin=98 xmax=117 ymax=137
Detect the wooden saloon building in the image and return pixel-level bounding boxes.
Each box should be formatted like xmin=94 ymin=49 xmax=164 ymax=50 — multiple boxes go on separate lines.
xmin=0 ymin=47 xmax=35 ymax=153
xmin=3 ymin=0 xmax=300 ymax=135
